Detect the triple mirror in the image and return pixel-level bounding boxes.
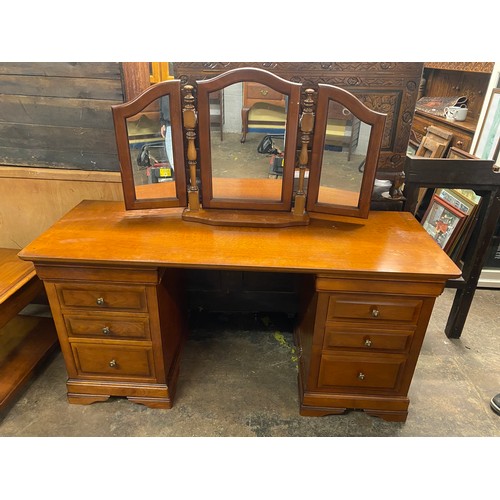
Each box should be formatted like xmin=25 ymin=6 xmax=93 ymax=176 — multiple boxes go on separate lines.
xmin=112 ymin=67 xmax=386 ymax=224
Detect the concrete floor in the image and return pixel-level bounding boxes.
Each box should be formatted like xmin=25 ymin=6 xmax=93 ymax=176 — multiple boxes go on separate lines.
xmin=0 ymin=287 xmax=499 ymax=438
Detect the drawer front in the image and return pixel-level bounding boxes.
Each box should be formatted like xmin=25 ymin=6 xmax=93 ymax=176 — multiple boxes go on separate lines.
xmin=327 ymin=294 xmax=422 ymax=324
xmin=56 ymin=284 xmax=148 ymax=312
xmin=65 ymin=314 xmax=150 ymax=340
xmin=450 ymin=129 xmax=472 ymax=151
xmin=324 ymin=324 xmax=413 ymax=353
xmin=246 ymin=82 xmax=284 ymax=102
xmin=71 ymin=343 xmax=155 ymax=380
xmin=318 ymin=353 xmax=405 ymax=391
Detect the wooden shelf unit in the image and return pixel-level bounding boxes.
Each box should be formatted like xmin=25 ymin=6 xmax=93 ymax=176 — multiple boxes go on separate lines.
xmin=411 ymin=62 xmax=494 ymax=154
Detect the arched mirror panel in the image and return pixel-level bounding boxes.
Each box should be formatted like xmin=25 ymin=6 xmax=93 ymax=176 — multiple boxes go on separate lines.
xmin=307 ymin=84 xmax=386 ymax=218
xmin=196 ymin=68 xmax=301 ymax=212
xmin=112 ymin=80 xmax=187 ymax=210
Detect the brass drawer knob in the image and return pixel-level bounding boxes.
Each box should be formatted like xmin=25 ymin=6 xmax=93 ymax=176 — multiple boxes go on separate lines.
xmin=109 ymin=359 xmax=117 ymax=368
xmin=259 ymin=89 xmax=269 ymax=96
xmin=371 ymin=308 xmax=380 ymax=318
xmin=364 ymin=338 xmax=372 ymax=347
xmin=102 ymin=326 xmax=110 ymax=335
xmin=357 ymin=372 xmax=366 ymax=380
xmin=96 ymin=297 xmax=105 ymax=306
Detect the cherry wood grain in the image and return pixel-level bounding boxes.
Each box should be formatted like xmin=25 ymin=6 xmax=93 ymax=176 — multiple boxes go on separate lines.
xmin=18 ymin=200 xmax=461 ymax=281
xmin=16 ymin=200 xmax=463 ymax=420
xmin=0 ymin=248 xmax=58 ymax=411
xmin=0 ymin=248 xmax=36 ymax=306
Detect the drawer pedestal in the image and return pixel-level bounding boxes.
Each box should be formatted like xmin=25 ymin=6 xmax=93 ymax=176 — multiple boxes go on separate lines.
xmin=36 ymin=264 xmax=186 ymax=410
xmin=296 ymin=275 xmax=443 ymax=422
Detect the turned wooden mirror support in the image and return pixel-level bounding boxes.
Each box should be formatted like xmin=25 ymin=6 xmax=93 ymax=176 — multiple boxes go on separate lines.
xmin=112 ymin=67 xmax=387 ymax=225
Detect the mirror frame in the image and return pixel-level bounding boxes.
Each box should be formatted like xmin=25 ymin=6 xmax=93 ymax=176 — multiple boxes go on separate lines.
xmin=196 ymin=67 xmax=301 ymax=211
xmin=307 ymin=84 xmax=386 ymax=218
xmin=112 ymin=79 xmax=187 ymax=210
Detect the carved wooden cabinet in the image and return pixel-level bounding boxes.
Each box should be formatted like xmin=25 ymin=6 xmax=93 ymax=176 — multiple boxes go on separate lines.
xmin=172 ymin=62 xmax=424 ymax=176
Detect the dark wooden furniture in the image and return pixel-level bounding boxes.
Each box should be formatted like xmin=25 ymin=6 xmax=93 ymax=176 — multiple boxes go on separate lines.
xmin=18 ymin=200 xmax=460 ymax=421
xmin=403 ymin=155 xmax=500 ymax=339
xmin=0 ymin=248 xmax=58 ymax=411
xmin=411 ymin=111 xmax=476 ymax=152
xmin=172 ymin=62 xmax=424 ymax=177
xmin=411 ymin=62 xmax=494 ymax=153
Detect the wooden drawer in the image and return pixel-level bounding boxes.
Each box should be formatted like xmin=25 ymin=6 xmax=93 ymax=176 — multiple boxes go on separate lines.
xmin=411 ymin=113 xmax=473 ymax=151
xmin=324 ymin=324 xmax=413 ymax=353
xmin=326 ymin=294 xmax=422 ymax=324
xmin=71 ymin=342 xmax=155 ymax=380
xmin=65 ymin=314 xmax=150 ymax=340
xmin=318 ymin=353 xmax=405 ymax=392
xmin=449 ymin=129 xmax=473 ymax=151
xmin=56 ymin=283 xmax=148 ymax=312
xmin=245 ymin=82 xmax=284 ymax=102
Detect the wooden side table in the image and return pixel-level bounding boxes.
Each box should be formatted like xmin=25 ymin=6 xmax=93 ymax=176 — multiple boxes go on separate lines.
xmin=0 ymin=248 xmax=58 ymax=411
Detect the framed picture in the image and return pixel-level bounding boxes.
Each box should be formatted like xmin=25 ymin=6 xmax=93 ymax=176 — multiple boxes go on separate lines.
xmin=435 ymin=188 xmax=479 ymax=215
xmin=474 ymin=88 xmax=500 ymax=165
xmin=421 ymin=195 xmax=467 ymax=253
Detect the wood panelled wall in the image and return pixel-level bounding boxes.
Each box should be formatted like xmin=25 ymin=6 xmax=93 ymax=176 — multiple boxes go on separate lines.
xmin=0 ymin=62 xmax=126 ymax=250
xmin=0 ymin=62 xmax=123 ymax=171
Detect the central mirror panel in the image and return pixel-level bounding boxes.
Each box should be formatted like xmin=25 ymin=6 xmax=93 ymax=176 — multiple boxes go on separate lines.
xmin=197 ymin=68 xmax=301 ymax=211
xmin=307 ymin=84 xmax=386 ymax=218
xmin=210 ymin=82 xmax=284 ymax=203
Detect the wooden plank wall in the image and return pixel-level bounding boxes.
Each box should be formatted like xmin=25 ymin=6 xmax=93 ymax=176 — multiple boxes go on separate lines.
xmin=0 ymin=62 xmax=124 ymax=171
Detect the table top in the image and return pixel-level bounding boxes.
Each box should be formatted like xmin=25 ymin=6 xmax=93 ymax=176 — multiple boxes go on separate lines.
xmin=18 ymin=200 xmax=461 ymax=281
xmin=0 ymin=248 xmax=36 ymax=305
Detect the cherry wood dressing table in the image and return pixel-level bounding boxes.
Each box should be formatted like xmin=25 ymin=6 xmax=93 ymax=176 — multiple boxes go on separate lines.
xmin=18 ymin=68 xmax=461 ymax=421
xmin=18 ymin=200 xmax=460 ymax=421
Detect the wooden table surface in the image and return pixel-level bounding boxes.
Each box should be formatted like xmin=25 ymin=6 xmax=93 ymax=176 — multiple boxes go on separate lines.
xmin=0 ymin=248 xmax=36 ymax=305
xmin=18 ymin=200 xmax=461 ymax=281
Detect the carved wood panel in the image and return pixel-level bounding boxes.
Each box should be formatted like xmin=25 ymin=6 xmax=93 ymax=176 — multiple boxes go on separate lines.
xmin=172 ymin=62 xmax=424 ymax=175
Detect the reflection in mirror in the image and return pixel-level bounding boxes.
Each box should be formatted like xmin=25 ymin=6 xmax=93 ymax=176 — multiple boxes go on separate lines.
xmin=317 ymin=100 xmax=371 ymax=208
xmin=112 ymin=79 xmax=186 ymax=210
xmin=209 ymin=82 xmax=285 ymax=203
xmin=307 ymin=83 xmax=386 ymax=219
xmin=125 ymin=96 xmax=177 ymax=201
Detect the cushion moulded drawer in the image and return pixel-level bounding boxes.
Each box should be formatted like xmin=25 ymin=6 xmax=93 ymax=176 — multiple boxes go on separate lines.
xmin=324 ymin=324 xmax=414 ymax=353
xmin=71 ymin=343 xmax=156 ymax=380
xmin=317 ymin=353 xmax=406 ymax=392
xmin=56 ymin=283 xmax=148 ymax=312
xmin=326 ymin=294 xmax=422 ymax=324
xmin=65 ymin=314 xmax=151 ymax=341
